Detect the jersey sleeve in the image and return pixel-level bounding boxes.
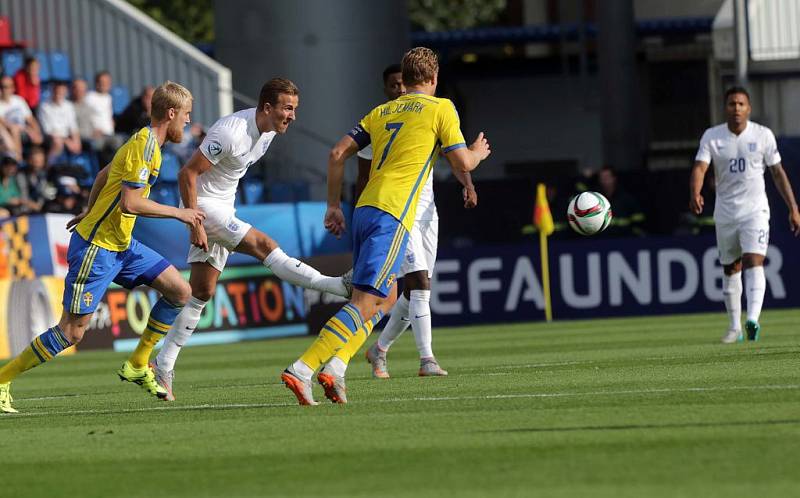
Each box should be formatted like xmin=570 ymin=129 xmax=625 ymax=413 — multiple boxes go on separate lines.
xmin=347 ymin=112 xmax=372 ymax=150
xmin=695 ymin=129 xmax=712 ymax=163
xmin=764 ymin=129 xmax=781 ymax=167
xmin=200 ymin=125 xmax=236 ymax=165
xmin=120 ymin=137 xmax=155 ymax=189
xmin=357 ymin=144 xmax=373 ymax=161
xmin=436 ymin=100 xmax=467 ymax=153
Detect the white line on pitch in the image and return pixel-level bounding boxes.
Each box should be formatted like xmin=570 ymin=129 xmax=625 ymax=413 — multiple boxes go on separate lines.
xmin=3 ymin=384 xmax=798 ymax=419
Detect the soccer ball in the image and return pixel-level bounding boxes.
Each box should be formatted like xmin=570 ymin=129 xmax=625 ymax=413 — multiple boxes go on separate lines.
xmin=567 ymin=192 xmax=613 ymax=236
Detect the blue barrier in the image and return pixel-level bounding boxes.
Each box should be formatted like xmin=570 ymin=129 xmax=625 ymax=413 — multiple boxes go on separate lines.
xmin=429 ymin=231 xmax=799 ymax=326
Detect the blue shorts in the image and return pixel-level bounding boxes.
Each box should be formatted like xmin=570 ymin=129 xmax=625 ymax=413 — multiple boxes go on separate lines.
xmin=351 ymin=206 xmax=409 ymax=298
xmin=62 ymin=233 xmax=171 ymax=314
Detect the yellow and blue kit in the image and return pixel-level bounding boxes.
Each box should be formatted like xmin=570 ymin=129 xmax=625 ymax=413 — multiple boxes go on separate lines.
xmin=64 ymin=127 xmax=170 ymax=314
xmin=347 ymin=92 xmax=466 ymax=297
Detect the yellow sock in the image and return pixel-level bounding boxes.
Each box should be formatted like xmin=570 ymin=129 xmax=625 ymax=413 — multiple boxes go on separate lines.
xmin=127 ymin=330 xmax=165 ymax=369
xmin=0 ymin=347 xmax=42 ymax=383
xmin=332 ymin=311 xmax=383 ymax=365
xmin=299 ymin=304 xmax=365 ymax=371
xmin=0 ymin=326 xmax=73 ymax=383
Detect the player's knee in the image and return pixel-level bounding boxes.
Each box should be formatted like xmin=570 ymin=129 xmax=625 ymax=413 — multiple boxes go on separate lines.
xmin=192 ymin=284 xmax=216 ymax=302
xmin=723 ymin=261 xmax=742 ymax=275
xmin=171 ymin=281 xmax=192 ymax=307
xmin=58 ymin=321 xmax=86 ymax=344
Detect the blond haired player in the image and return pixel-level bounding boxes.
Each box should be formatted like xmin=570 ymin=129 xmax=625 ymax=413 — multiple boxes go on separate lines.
xmin=0 ymin=82 xmax=205 ymax=412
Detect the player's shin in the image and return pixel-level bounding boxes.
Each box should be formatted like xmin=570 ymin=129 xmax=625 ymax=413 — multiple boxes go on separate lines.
xmin=723 ymin=272 xmax=743 ymax=331
xmin=744 ymin=266 xmax=766 ymax=322
xmin=156 ymin=296 xmax=207 ymax=371
xmin=328 ymin=311 xmax=385 ymax=376
xmin=0 ymin=326 xmax=73 ymax=383
xmin=409 ymin=290 xmax=434 ymax=358
xmin=264 ymin=247 xmax=349 ymax=298
xmin=377 ymin=294 xmax=411 ymax=351
xmin=128 ymin=297 xmax=183 ymax=369
xmin=296 ymin=303 xmax=365 ymax=377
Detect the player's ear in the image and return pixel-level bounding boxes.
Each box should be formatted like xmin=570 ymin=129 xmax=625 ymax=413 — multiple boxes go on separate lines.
xmin=262 ymin=103 xmax=272 ymax=115
xmin=167 ymin=107 xmax=176 ymax=120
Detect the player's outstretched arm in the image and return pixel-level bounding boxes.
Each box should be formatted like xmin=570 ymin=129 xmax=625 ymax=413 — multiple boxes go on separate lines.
xmin=324 ymin=135 xmax=359 ymax=238
xmin=689 ymin=160 xmax=709 ymax=215
xmin=445 ymin=132 xmax=490 ymax=173
xmin=119 ymin=185 xmax=205 ymax=226
xmin=768 ymin=163 xmax=800 ymax=235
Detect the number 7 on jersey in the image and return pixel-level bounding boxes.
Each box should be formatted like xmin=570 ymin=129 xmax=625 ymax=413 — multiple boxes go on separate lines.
xmin=377 ymin=122 xmax=404 ymax=169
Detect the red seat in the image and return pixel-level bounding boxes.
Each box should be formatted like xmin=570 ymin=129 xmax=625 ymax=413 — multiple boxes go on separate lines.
xmin=0 ymin=17 xmax=11 ymax=45
xmin=0 ymin=16 xmax=26 ymax=49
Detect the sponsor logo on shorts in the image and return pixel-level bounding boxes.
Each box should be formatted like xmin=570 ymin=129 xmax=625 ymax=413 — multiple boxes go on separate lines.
xmin=407 ymin=252 xmax=416 ymax=263
xmin=227 ymin=220 xmax=241 ymax=232
xmin=83 ymin=291 xmax=93 ymax=307
xmin=386 ymin=273 xmax=396 ymax=288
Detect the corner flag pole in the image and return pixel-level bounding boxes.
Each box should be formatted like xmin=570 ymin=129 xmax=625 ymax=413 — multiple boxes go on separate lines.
xmin=540 ymin=229 xmax=553 ymax=322
xmin=533 ymin=183 xmax=554 ymax=322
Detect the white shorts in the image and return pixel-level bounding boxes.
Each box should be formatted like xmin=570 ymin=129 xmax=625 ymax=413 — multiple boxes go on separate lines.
xmin=715 ymin=214 xmax=770 ymax=265
xmin=186 ymin=201 xmax=252 ymax=272
xmin=400 ymin=219 xmax=438 ymax=277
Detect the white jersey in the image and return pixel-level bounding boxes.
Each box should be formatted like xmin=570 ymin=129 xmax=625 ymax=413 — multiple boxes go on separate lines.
xmin=0 ymin=95 xmax=32 ymax=126
xmin=358 ymin=144 xmax=437 ymax=221
xmin=695 ymin=121 xmax=781 ymax=224
xmin=198 ymin=108 xmax=276 ymax=204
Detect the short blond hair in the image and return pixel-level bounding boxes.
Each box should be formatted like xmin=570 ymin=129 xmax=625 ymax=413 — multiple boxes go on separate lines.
xmin=150 ymin=81 xmax=193 ymax=120
xmin=402 ymin=47 xmax=439 ymax=87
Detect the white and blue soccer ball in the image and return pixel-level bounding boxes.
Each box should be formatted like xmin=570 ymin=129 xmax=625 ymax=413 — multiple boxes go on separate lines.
xmin=567 ymin=191 xmax=613 ymax=236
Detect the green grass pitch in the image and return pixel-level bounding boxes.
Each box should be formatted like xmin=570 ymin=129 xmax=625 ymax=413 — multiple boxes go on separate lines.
xmin=2 ymin=309 xmax=799 ymax=498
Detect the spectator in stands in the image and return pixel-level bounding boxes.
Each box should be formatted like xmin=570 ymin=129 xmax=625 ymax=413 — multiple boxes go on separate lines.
xmin=86 ymin=72 xmax=119 ymax=147
xmin=72 ymin=78 xmax=92 ymax=140
xmin=0 ymin=75 xmax=44 ymax=158
xmin=596 ymin=165 xmax=646 ymax=236
xmin=43 ymin=175 xmax=82 ymax=214
xmin=13 ymin=56 xmax=41 ymax=111
xmin=37 ymin=81 xmax=82 ymax=161
xmin=18 ymin=144 xmax=49 ymax=212
xmin=116 ymin=85 xmax=154 ymax=135
xmin=0 ymin=155 xmax=28 ymax=216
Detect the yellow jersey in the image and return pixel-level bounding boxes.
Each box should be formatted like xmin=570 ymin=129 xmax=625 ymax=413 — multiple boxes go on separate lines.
xmin=349 ymin=93 xmax=466 ymax=231
xmin=76 ymin=127 xmax=161 ymax=251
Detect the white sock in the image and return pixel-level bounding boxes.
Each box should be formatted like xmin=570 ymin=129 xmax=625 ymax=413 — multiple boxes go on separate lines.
xmin=264 ymin=247 xmax=348 ymax=298
xmin=156 ymin=296 xmax=207 ymax=371
xmin=290 ymin=360 xmax=314 ymax=381
xmin=409 ymin=289 xmax=433 ymax=359
xmin=325 ymin=356 xmax=347 ymax=377
xmin=744 ymin=266 xmax=766 ymax=323
xmin=722 ymin=272 xmax=742 ymax=331
xmin=377 ymin=294 xmax=411 ymax=351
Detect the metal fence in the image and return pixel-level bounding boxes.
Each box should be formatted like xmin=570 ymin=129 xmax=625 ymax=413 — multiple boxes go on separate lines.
xmin=0 ymin=0 xmax=232 ymax=126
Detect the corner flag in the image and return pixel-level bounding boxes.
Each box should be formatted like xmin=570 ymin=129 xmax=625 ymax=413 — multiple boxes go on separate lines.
xmin=533 ymin=183 xmax=554 ymax=236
